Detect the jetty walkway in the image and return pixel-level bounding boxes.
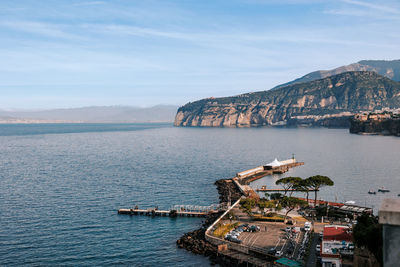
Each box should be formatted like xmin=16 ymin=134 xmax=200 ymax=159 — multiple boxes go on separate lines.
xmin=233 ymin=158 xmax=304 ymax=199
xmin=118 ymin=204 xmax=222 ymax=217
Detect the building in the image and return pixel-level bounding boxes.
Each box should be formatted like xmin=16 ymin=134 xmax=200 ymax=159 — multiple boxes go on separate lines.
xmin=321 ymin=225 xmax=353 ymax=267
xmin=331 ymin=204 xmax=373 ymax=219
xmin=379 ymin=198 xmax=400 ymax=267
xmin=264 ymin=158 xmax=282 ymax=170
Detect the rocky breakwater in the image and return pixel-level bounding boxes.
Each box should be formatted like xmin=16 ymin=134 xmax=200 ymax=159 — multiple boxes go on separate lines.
xmin=176 ymin=179 xmax=243 ymax=265
xmin=174 ymin=71 xmax=400 ymax=127
xmin=176 ymin=211 xmax=221 ymax=256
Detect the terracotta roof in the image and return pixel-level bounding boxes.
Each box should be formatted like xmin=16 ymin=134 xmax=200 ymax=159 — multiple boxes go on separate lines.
xmin=323 ymin=225 xmax=352 ymax=242
xmin=296 ymin=197 xmax=344 ymax=207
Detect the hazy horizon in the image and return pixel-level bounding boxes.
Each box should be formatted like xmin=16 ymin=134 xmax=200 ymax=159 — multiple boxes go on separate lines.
xmin=0 ymin=104 xmax=179 ymax=112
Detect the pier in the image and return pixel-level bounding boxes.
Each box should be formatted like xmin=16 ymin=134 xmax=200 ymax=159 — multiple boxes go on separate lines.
xmin=234 ymin=158 xmax=304 ymax=199
xmin=236 ymin=159 xmax=304 ymax=185
xmin=118 ymin=158 xmax=304 ymax=218
xmin=118 ymin=157 xmax=306 ymax=266
xmin=118 ymin=204 xmax=222 ymax=217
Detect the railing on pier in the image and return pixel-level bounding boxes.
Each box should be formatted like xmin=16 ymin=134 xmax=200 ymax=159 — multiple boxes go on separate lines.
xmin=118 ymin=203 xmax=225 ymax=217
xmin=171 ymin=204 xmax=222 ymax=213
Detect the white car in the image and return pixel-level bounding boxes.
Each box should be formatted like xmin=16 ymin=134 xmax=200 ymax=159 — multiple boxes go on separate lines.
xmin=275 ymin=250 xmax=283 ymax=257
xmin=316 ymin=244 xmax=321 ymax=253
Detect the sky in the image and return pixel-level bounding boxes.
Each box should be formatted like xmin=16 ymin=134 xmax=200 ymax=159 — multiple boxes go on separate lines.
xmin=0 ymin=0 xmax=400 ymax=109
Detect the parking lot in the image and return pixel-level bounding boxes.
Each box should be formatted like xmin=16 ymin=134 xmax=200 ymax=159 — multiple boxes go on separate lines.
xmin=238 ymin=222 xmax=285 ymax=249
xmin=219 ymin=220 xmax=309 ymax=260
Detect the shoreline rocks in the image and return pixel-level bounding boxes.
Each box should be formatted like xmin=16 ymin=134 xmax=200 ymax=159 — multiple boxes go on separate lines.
xmin=214 ymin=179 xmax=242 ymax=204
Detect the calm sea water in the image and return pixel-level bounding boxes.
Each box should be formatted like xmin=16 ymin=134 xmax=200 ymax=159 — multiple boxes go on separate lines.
xmin=1 ymin=123 xmax=399 ymax=266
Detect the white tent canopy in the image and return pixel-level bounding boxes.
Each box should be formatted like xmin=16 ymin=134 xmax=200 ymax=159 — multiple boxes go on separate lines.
xmin=266 ymin=158 xmax=282 ymax=167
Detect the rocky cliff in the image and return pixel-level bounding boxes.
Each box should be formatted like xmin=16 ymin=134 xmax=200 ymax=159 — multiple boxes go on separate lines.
xmin=350 ymin=117 xmax=400 ymax=136
xmin=174 ymin=71 xmax=400 ymax=127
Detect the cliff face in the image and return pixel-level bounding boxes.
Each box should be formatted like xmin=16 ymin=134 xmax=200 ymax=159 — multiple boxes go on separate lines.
xmin=174 ymin=71 xmax=400 ymax=127
xmin=350 ymin=118 xmax=400 ymax=136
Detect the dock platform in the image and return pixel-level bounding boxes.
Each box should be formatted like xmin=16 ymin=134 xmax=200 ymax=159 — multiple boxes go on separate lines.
xmin=118 ymin=208 xmax=215 ymax=217
xmin=118 ymin=204 xmax=222 ymax=217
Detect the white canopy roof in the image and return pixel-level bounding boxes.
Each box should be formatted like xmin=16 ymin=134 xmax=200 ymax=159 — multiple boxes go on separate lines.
xmin=266 ymin=158 xmax=282 ymax=167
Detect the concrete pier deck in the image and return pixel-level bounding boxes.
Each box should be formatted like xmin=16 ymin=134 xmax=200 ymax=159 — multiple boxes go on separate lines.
xmin=118 ymin=208 xmax=218 ymax=217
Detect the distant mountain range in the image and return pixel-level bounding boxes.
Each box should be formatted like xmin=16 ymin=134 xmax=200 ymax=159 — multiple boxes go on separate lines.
xmin=0 ymin=105 xmax=178 ymax=123
xmin=175 ymin=62 xmax=400 ymax=127
xmin=272 ymin=59 xmax=400 ymax=90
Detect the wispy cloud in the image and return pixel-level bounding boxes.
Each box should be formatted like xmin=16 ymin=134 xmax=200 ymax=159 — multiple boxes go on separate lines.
xmin=82 ymin=22 xmax=398 ymax=51
xmin=0 ymin=21 xmax=83 ymax=40
xmin=341 ymin=0 xmax=400 ymax=14
xmin=0 ymin=0 xmax=399 ymax=108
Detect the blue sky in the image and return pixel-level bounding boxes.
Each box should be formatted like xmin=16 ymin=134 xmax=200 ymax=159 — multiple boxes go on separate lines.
xmin=0 ymin=0 xmax=399 ymax=109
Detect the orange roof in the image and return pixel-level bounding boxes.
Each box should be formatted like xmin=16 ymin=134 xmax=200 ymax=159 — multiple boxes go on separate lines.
xmin=323 ymin=226 xmax=352 ymax=242
xmin=296 ymin=197 xmax=344 ymax=207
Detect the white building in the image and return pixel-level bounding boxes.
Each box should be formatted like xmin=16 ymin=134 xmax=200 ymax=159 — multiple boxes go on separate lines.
xmin=321 ymin=225 xmax=353 ymax=267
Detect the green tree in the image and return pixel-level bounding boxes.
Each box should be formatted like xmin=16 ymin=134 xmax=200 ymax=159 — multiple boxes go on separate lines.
xmin=280 ymin=196 xmax=308 ymax=222
xmin=353 ymin=214 xmax=382 ymax=265
xmin=270 ymin=193 xmax=283 ymax=200
xmin=307 ymin=175 xmax=334 ymax=206
xmin=294 ymin=178 xmax=312 ymax=203
xmin=240 ymin=198 xmax=257 ymax=213
xmin=275 ymin=177 xmax=303 ymax=196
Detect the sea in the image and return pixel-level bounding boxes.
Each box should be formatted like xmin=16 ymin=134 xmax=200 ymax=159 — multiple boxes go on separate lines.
xmin=1 ymin=123 xmax=399 ymax=266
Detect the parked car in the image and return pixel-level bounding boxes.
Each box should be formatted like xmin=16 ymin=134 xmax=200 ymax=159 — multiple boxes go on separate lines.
xmin=285 ymin=226 xmax=292 ymax=232
xmin=304 ymin=222 xmax=312 ymax=231
xmin=268 ymin=248 xmax=277 ymax=255
xmin=248 ymin=225 xmax=260 ymax=232
xmin=275 ymin=250 xmax=283 ymax=257
xmin=316 ymin=244 xmax=321 ymax=253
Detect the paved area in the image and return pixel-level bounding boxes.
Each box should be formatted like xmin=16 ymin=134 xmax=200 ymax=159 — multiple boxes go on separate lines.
xmin=238 ymin=222 xmax=286 ymax=250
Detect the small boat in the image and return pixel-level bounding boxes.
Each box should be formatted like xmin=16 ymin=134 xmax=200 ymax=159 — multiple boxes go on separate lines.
xmin=378 ymin=187 xmax=390 ymax=193
xmin=368 ymin=190 xmax=376 ymax=194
